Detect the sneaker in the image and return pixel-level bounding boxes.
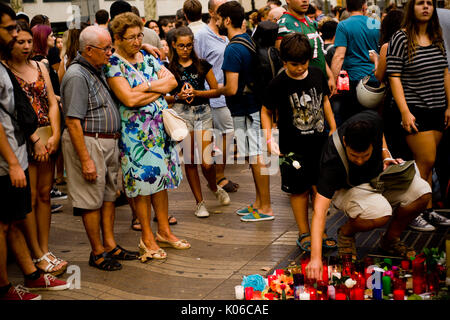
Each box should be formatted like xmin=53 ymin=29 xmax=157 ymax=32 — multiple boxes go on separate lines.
xmin=214 ymin=185 xmax=230 ymax=206
xmin=427 ymin=210 xmax=450 ymax=226
xmin=50 ymin=187 xmax=67 ymax=200
xmin=194 ymin=201 xmax=210 ymax=218
xmin=0 ymin=285 xmax=41 ymax=300
xmin=236 ymin=205 xmax=253 ymax=216
xmin=409 ymin=213 xmax=436 ymax=231
xmin=51 ymin=204 xmax=63 ymax=213
xmin=25 ymin=273 xmax=70 ymax=291
xmin=240 ymin=210 xmax=274 ymax=222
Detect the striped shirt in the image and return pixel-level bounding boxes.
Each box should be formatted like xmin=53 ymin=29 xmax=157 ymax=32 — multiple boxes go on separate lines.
xmin=61 ymin=54 xmax=120 ymax=133
xmin=386 ymin=30 xmax=448 ymax=109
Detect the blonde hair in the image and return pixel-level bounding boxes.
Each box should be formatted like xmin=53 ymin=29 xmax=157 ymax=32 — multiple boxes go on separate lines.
xmin=110 ymin=12 xmax=143 ymax=39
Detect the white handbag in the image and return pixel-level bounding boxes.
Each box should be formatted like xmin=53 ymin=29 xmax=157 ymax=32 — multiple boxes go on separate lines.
xmin=112 ymin=52 xmax=188 ymax=141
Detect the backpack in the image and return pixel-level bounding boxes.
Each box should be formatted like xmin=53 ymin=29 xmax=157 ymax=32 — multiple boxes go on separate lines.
xmin=0 ymin=62 xmax=38 ymax=146
xmin=229 ymin=21 xmax=283 ymax=105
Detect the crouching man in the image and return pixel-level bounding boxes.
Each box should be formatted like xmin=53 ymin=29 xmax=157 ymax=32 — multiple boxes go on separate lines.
xmin=306 ymin=110 xmax=431 ymax=281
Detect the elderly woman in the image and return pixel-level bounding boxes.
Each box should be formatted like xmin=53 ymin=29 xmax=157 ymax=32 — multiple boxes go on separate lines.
xmin=105 ymin=12 xmax=190 ymax=262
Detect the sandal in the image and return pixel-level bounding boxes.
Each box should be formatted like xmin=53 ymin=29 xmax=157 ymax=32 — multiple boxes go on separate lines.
xmin=156 ymin=232 xmax=191 ymax=250
xmin=107 ymin=245 xmax=139 ymax=260
xmin=33 ymin=252 xmax=67 ymax=277
xmin=322 ymin=229 xmax=337 ymax=249
xmin=88 ymin=252 xmax=122 ymax=271
xmin=217 ymin=177 xmax=239 ymax=193
xmin=296 ymin=233 xmax=311 ymax=252
xmin=152 ymin=215 xmax=178 ymax=225
xmin=138 ymin=238 xmax=167 ymax=262
xmin=337 ymin=228 xmax=356 ymax=258
xmin=379 ymin=235 xmax=416 ymax=258
xmin=131 ymin=218 xmax=142 ymax=231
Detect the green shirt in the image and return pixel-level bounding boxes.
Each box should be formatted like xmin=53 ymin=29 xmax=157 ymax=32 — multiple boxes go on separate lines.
xmin=278 ymin=12 xmax=327 ymax=76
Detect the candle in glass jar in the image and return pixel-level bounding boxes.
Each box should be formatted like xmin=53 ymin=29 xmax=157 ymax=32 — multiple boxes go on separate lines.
xmin=382 ymin=275 xmax=392 ymax=295
xmin=299 ymin=291 xmax=310 ymax=300
xmin=335 ymin=292 xmax=347 ymax=300
xmin=401 ymin=260 xmax=410 ymax=271
xmin=328 ymin=285 xmax=336 ymax=300
xmin=393 ymin=289 xmax=405 ymax=300
xmin=309 ymin=287 xmax=317 ymax=300
xmin=350 ymin=287 xmax=364 ymax=300
xmin=245 ymin=286 xmax=254 ymax=300
xmin=235 ymin=285 xmax=244 ymax=300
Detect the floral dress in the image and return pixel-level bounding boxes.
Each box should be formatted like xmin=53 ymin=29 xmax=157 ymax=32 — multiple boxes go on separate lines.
xmin=104 ymin=51 xmax=182 ymax=197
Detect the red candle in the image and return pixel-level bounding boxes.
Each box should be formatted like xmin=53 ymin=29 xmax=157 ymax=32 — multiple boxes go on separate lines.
xmin=322 ymin=265 xmax=329 ymax=283
xmin=413 ymin=277 xmax=424 ymax=294
xmin=335 ymin=293 xmax=347 ymax=300
xmin=309 ymin=287 xmax=317 ymax=300
xmin=245 ymin=287 xmax=254 ymax=300
xmin=276 ymin=269 xmax=284 ymax=276
xmin=393 ymin=289 xmax=405 ymax=300
xmin=350 ymin=288 xmax=364 ymax=300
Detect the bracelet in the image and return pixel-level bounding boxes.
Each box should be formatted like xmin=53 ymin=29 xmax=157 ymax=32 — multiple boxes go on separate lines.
xmin=147 ymin=81 xmax=152 ymax=91
xmin=32 ymin=137 xmax=40 ymax=145
xmin=267 ymin=138 xmax=272 ymax=144
xmin=174 ymin=94 xmax=179 ymax=101
xmin=383 ymin=157 xmax=395 ymax=162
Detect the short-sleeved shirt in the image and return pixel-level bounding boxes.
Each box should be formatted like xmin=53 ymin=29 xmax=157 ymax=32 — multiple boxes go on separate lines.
xmin=171 ymin=60 xmax=212 ymax=106
xmin=142 ymin=27 xmax=163 ymax=49
xmin=317 ymin=110 xmax=384 ymax=199
xmin=277 ymin=12 xmax=327 ymax=76
xmin=334 ymin=15 xmax=380 ymax=82
xmin=386 ymin=30 xmax=448 ymax=110
xmin=264 ymin=67 xmax=330 ymax=154
xmin=194 ymin=24 xmax=229 ymax=109
xmin=0 ymin=64 xmax=28 ymax=176
xmin=222 ymin=33 xmax=260 ymax=117
xmin=61 ymin=54 xmax=120 ymax=134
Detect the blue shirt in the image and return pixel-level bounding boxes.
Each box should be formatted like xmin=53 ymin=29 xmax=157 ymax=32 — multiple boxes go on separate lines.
xmin=194 ymin=24 xmax=228 ymax=109
xmin=222 ymin=33 xmax=260 ymax=116
xmin=334 ymin=15 xmax=380 ymax=82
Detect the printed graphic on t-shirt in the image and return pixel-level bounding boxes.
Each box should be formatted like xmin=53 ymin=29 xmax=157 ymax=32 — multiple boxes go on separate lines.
xmin=289 ymin=87 xmax=324 ymax=134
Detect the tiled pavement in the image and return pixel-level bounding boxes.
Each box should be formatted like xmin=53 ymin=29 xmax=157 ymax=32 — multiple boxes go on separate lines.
xmin=6 ymin=163 xmax=449 ymax=300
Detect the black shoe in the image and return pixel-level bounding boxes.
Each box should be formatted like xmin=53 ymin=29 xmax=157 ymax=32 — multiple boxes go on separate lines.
xmin=50 ymin=187 xmax=67 ymax=200
xmin=88 ymin=252 xmax=122 ymax=271
xmin=51 ymin=204 xmax=63 ymax=213
xmin=107 ymin=245 xmax=139 ymax=260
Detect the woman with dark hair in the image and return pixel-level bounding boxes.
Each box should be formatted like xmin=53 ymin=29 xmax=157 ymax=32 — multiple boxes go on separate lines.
xmin=166 ymin=26 xmax=229 ymax=218
xmin=158 ymin=18 xmax=174 ymax=39
xmin=57 ymin=28 xmax=81 ymax=82
xmin=5 ymin=21 xmax=66 ymax=276
xmin=145 ymin=19 xmax=161 ymax=38
xmin=105 ymin=13 xmax=188 ymax=261
xmin=387 ymin=0 xmax=450 ymax=233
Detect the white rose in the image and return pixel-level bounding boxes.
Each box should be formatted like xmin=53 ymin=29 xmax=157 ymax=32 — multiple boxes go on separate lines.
xmin=292 ymin=160 xmax=301 ymax=170
xmin=345 ymin=278 xmax=357 ymax=289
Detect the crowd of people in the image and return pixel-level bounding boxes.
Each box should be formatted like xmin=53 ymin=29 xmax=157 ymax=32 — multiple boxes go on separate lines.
xmin=0 ymin=0 xmax=449 ymax=300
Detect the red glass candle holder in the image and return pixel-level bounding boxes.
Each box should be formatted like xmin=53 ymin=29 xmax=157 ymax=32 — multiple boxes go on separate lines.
xmin=335 ymin=284 xmax=348 ymax=300
xmin=245 ymin=287 xmax=254 ymax=300
xmin=350 ymin=287 xmax=364 ymax=300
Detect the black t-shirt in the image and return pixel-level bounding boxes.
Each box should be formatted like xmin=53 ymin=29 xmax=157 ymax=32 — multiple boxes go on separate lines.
xmin=264 ymin=67 xmax=330 ymax=154
xmin=171 ymin=59 xmax=212 ymax=106
xmin=316 ymin=110 xmax=384 ymax=199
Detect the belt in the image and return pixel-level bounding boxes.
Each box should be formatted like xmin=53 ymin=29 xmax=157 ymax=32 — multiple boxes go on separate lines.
xmin=83 ymin=132 xmax=121 ymax=139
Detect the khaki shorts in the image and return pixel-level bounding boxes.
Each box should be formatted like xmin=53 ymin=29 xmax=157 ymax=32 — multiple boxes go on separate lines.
xmin=332 ymin=168 xmax=431 ymax=220
xmin=62 ymin=131 xmax=120 ymax=211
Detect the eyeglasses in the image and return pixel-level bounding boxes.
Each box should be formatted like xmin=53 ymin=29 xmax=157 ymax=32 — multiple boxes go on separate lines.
xmin=176 ymin=43 xmax=193 ymax=50
xmin=122 ymin=32 xmax=144 ymax=42
xmin=89 ymin=45 xmax=113 ymax=53
xmin=0 ymin=24 xmax=19 ymax=34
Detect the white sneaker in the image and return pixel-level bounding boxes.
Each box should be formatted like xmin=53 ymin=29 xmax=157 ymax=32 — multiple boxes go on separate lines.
xmin=214 ymin=185 xmax=230 ymax=206
xmin=427 ymin=210 xmax=450 ymax=226
xmin=195 ymin=201 xmax=210 ymax=218
xmin=409 ymin=213 xmax=436 ymax=232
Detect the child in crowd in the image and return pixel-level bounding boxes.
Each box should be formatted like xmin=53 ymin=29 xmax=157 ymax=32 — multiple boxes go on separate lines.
xmin=261 ymin=33 xmax=337 ymax=252
xmin=166 ymin=26 xmax=230 ymax=218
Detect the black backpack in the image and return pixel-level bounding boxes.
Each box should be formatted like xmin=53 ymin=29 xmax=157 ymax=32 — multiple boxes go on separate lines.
xmin=229 ymin=21 xmax=283 ymax=105
xmin=0 ymin=62 xmax=38 ymax=146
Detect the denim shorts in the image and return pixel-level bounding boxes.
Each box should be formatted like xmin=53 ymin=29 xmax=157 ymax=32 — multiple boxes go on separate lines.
xmin=172 ymin=103 xmax=213 ymax=132
xmin=232 ymin=111 xmax=262 ymax=158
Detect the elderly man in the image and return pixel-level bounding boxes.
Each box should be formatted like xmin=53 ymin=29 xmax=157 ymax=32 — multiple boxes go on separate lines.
xmin=61 ymin=26 xmax=138 ymax=271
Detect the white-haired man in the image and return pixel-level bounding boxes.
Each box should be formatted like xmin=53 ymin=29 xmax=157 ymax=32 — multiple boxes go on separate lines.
xmin=61 ymin=26 xmax=138 ymax=271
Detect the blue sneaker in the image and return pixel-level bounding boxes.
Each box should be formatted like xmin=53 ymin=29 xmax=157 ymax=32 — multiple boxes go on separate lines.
xmin=236 ymin=205 xmax=253 ymax=216
xmin=240 ymin=210 xmax=274 ymax=222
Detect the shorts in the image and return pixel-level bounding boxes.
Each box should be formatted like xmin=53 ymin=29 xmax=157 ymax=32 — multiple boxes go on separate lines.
xmin=332 ymin=167 xmax=431 ymax=220
xmin=211 ymin=106 xmax=234 ymax=134
xmin=406 ymin=105 xmax=446 ymax=133
xmin=233 ymin=111 xmax=262 ymax=158
xmin=280 ymin=137 xmax=327 ymax=194
xmin=171 ymin=103 xmax=213 ymax=131
xmin=62 ymin=131 xmax=120 ymax=213
xmin=0 ymin=169 xmax=31 ymax=223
